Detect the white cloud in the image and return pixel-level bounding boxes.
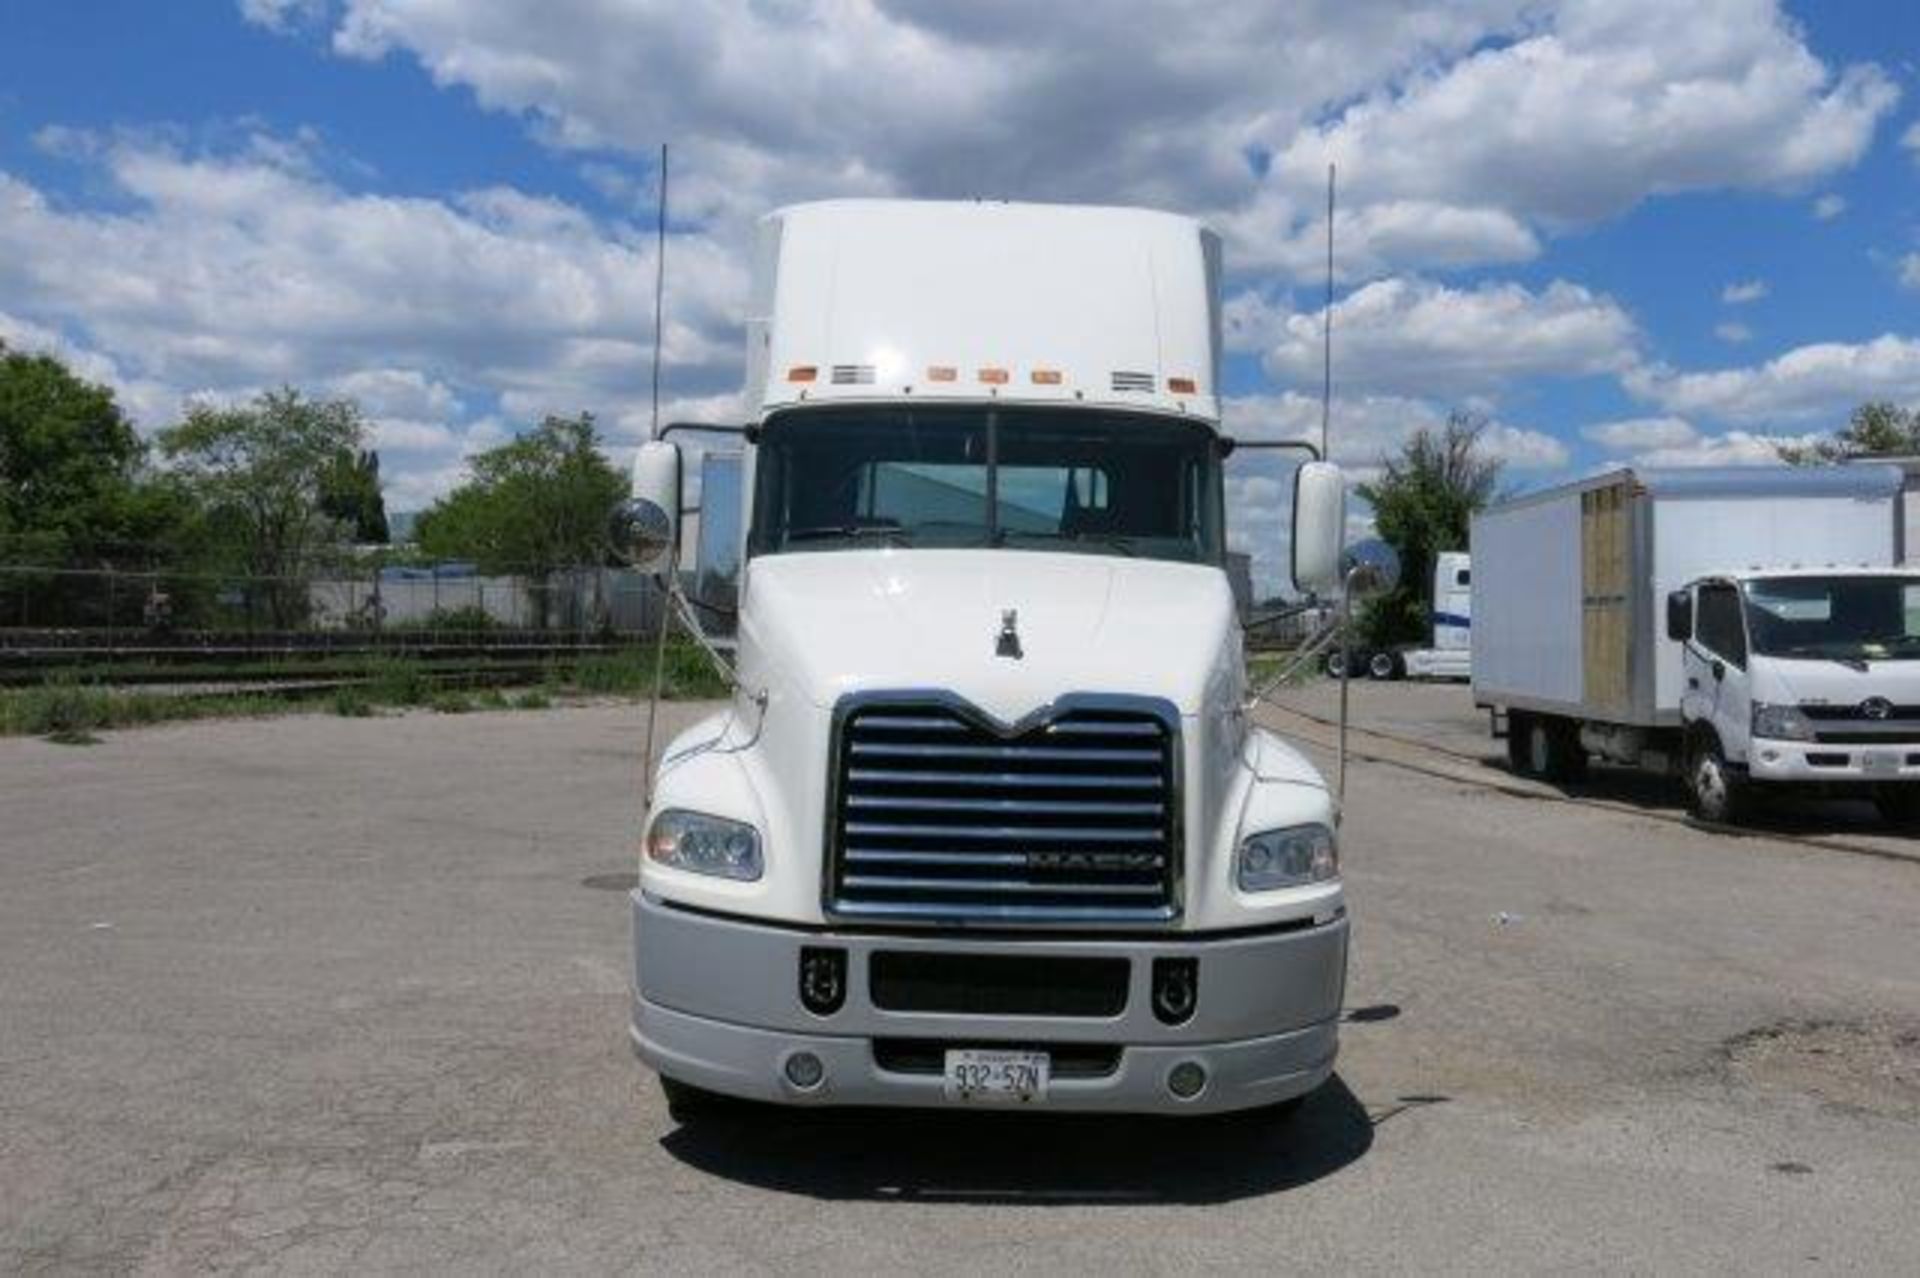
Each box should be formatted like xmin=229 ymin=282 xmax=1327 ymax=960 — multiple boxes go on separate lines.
xmin=1260 ymin=276 xmax=1637 ymax=398
xmin=1900 ymin=253 xmax=1920 ymax=292
xmin=1812 ymin=193 xmax=1846 ymax=219
xmin=1721 ymin=279 xmax=1768 ymax=304
xmin=0 ymin=132 xmax=750 ymax=506
xmin=285 ymin=0 xmax=1897 ymax=281
xmin=238 ymin=0 xmax=328 ymax=32
xmin=1581 ymin=416 xmax=1697 ymax=451
xmin=1270 ymin=0 xmax=1896 ymax=234
xmin=1905 ymin=121 xmax=1920 ymax=163
xmin=1629 ymin=429 xmax=1822 ymax=467
xmin=1625 ymin=335 xmax=1920 ymax=423
xmin=1715 ymin=321 xmax=1753 ymax=344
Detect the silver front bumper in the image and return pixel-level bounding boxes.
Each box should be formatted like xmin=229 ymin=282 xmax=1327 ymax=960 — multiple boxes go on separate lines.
xmin=629 ymin=892 xmax=1348 ymax=1115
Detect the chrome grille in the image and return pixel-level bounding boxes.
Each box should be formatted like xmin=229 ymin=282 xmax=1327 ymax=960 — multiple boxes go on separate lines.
xmin=828 ymin=698 xmax=1180 ymax=924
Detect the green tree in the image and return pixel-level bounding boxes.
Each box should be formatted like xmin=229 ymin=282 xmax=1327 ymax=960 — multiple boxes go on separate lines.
xmin=1776 ymin=401 xmax=1920 ymax=464
xmin=1 ymin=342 xmax=154 ymax=562
xmin=158 ymin=388 xmax=368 ymax=626
xmin=413 ymin=413 xmax=625 ymax=622
xmin=320 ymin=447 xmax=390 ymax=544
xmin=1354 ymin=411 xmax=1504 ymax=648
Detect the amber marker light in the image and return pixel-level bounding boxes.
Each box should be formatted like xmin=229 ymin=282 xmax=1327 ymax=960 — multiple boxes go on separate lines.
xmin=1031 ymin=369 xmax=1063 ymax=385
xmin=1168 ymin=376 xmax=1197 ymax=394
xmin=978 ymin=367 xmax=1010 ymax=384
xmin=926 ymin=365 xmax=958 ymax=382
xmin=787 ymin=365 xmax=818 ymax=383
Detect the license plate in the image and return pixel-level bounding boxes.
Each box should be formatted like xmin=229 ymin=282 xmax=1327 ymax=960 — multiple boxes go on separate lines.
xmin=943 ymin=1049 xmax=1050 ymax=1104
xmin=1864 ymin=750 xmax=1903 ymax=776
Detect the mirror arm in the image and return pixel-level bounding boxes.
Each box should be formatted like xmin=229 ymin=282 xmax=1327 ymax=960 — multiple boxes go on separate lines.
xmin=660 ymin=421 xmax=759 ymax=443
xmin=1219 ymin=438 xmax=1320 ymax=461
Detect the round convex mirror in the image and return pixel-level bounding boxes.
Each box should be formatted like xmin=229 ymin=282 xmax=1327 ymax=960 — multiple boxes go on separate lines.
xmin=1341 ymin=538 xmax=1401 ymax=600
xmin=608 ymin=497 xmax=674 ymax=568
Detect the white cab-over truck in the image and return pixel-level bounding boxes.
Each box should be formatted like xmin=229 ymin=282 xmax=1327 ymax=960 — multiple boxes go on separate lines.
xmin=617 ymin=199 xmax=1358 ymax=1117
xmin=1473 ymin=465 xmax=1920 ymax=824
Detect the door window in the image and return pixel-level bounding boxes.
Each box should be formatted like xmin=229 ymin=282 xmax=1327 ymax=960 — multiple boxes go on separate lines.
xmin=1695 ymin=582 xmax=1748 ymax=668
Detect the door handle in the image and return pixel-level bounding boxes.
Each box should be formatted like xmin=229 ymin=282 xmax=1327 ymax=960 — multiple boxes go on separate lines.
xmin=1688 ymin=677 xmax=1699 ymax=689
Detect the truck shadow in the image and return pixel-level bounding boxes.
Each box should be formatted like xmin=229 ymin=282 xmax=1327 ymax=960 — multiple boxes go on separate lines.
xmin=1493 ymin=756 xmax=1901 ymax=840
xmin=658 ymin=1074 xmax=1374 ymax=1204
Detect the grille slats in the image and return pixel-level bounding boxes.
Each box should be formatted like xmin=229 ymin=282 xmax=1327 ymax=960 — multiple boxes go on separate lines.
xmin=830 ymin=700 xmax=1178 ymax=923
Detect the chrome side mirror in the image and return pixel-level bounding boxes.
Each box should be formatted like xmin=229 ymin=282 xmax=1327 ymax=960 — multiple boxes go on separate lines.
xmin=1290 ymin=461 xmax=1347 ymax=596
xmin=1342 ymin=539 xmax=1400 ymax=600
xmin=612 ymin=440 xmax=682 ymax=571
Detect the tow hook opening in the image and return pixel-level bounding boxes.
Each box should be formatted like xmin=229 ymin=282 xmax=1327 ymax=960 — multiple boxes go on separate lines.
xmin=799 ymin=946 xmax=848 ymax=1016
xmin=1151 ymin=957 xmax=1198 ymax=1025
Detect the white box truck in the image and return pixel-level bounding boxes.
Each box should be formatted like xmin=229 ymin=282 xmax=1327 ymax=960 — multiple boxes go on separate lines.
xmin=618 ymin=200 xmax=1360 ymax=1118
xmin=1473 ymin=465 xmax=1920 ymax=824
xmin=1330 ymin=551 xmax=1471 ymax=680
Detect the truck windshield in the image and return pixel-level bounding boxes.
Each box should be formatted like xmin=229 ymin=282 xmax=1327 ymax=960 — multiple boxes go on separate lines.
xmin=748 ymin=406 xmax=1224 ymax=565
xmin=1743 ymin=575 xmax=1920 ymax=662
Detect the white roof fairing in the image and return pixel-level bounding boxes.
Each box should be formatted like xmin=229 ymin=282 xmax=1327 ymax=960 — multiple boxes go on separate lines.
xmin=750 ymin=199 xmax=1222 ymax=423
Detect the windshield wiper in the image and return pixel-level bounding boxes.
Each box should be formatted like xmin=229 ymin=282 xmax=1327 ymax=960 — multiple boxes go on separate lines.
xmin=997 ymin=529 xmax=1139 ymax=557
xmin=1778 ymin=645 xmax=1870 ymax=672
xmin=783 ymin=523 xmax=907 ymax=546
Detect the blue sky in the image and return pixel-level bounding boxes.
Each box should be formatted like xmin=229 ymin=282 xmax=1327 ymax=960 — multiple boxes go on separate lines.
xmin=1 ymin=1 xmax=1918 ymax=552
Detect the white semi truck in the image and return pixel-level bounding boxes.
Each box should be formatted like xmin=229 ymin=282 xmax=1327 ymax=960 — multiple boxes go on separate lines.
xmin=1328 ymin=551 xmax=1471 ymax=680
xmin=1473 ymin=465 xmax=1920 ymax=824
xmin=615 ymin=199 xmax=1362 ymax=1118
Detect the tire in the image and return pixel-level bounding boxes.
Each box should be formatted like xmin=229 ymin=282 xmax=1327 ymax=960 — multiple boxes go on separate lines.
xmin=1505 ymin=712 xmax=1531 ymax=774
xmin=1872 ymin=786 xmax=1920 ymax=828
xmin=1516 ymin=714 xmax=1586 ymax=782
xmin=1367 ymin=650 xmax=1402 ymax=681
xmin=659 ymin=1075 xmax=731 ymax=1124
xmin=1324 ymin=649 xmax=1351 ymax=679
xmin=1687 ymin=734 xmax=1750 ymax=825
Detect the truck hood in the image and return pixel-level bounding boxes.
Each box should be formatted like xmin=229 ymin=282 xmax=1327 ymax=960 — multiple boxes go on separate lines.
xmin=1756 ymin=657 xmax=1920 ymax=708
xmin=740 ymin=549 xmax=1238 ymax=721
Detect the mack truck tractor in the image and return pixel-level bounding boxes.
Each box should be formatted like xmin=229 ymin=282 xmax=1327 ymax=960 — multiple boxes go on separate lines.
xmin=613 ymin=199 xmax=1363 ymax=1118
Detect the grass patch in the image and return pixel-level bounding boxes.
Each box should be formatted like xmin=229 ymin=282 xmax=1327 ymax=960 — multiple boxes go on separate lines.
xmin=513 ymin=689 xmax=551 ymax=711
xmin=562 ymin=641 xmax=728 ymax=699
xmin=0 ymin=679 xmax=318 ymax=739
xmin=331 ymin=687 xmax=375 ymax=717
xmin=429 ymin=690 xmax=473 ymax=714
xmin=475 ymin=688 xmax=511 ymax=711
xmin=366 ymin=658 xmax=429 ymax=707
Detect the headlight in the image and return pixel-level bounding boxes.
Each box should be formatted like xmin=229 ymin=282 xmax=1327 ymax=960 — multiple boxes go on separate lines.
xmin=1751 ymin=702 xmax=1815 ymax=742
xmin=646 ymin=809 xmax=763 ymax=881
xmin=1237 ymin=822 xmax=1337 ymax=892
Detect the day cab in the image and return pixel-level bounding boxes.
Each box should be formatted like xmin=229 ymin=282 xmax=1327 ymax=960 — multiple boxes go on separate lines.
xmin=622 ymin=200 xmax=1356 ymax=1117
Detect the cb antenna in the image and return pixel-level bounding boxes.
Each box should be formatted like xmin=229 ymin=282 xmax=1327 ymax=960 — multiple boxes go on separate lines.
xmin=650 ymin=142 xmax=669 ymax=440
xmin=1320 ymin=162 xmax=1335 ymax=461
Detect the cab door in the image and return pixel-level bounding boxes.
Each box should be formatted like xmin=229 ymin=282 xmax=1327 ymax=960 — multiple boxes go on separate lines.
xmin=1683 ymin=579 xmax=1753 ymax=762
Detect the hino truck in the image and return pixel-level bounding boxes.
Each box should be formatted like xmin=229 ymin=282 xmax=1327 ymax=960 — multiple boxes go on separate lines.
xmin=1472 ymin=465 xmax=1920 ymax=825
xmin=614 ymin=199 xmax=1359 ymax=1118
xmin=1327 ymin=552 xmax=1471 ymax=680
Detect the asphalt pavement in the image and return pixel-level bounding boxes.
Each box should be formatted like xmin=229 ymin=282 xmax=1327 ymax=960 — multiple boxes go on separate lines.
xmin=2 ymin=695 xmax=1916 ymax=1273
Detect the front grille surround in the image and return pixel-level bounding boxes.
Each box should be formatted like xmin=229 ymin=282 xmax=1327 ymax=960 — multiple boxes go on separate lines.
xmin=823 ymin=691 xmax=1183 ymax=927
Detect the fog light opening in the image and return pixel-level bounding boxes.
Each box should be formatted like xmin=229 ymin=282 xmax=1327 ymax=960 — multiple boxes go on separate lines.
xmin=782 ymin=1051 xmax=826 ymax=1091
xmin=799 ymin=947 xmax=847 ymax=1016
xmin=1167 ymin=1060 xmax=1208 ymax=1101
xmin=1151 ymin=957 xmax=1198 ymax=1025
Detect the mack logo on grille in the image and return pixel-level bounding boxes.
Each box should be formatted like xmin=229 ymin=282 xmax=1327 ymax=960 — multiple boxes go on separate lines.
xmin=1022 ymin=850 xmax=1164 ymax=872
xmin=1861 ymin=697 xmax=1893 ymax=720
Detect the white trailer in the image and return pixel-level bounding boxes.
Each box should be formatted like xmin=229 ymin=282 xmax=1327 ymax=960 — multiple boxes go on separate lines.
xmin=1473 ymin=465 xmax=1920 ymax=824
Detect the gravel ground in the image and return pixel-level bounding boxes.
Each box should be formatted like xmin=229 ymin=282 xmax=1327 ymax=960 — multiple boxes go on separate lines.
xmin=2 ymin=698 xmax=1917 ymax=1273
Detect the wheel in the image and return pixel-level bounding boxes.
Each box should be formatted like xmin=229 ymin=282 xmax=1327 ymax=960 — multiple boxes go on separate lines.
xmin=659 ymin=1075 xmax=731 ymax=1124
xmin=1505 ymin=712 xmax=1531 ymax=774
xmin=1516 ymin=714 xmax=1586 ymax=782
xmin=1687 ymin=734 xmax=1749 ymax=824
xmin=1367 ymin=650 xmax=1402 ymax=680
xmin=1872 ymin=786 xmax=1920 ymax=828
xmin=1324 ymin=649 xmax=1350 ymax=679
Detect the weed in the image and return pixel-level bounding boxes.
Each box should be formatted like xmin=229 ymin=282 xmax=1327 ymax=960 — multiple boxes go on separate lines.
xmin=430 ymin=690 xmax=473 ymax=714
xmin=514 ymin=689 xmax=552 ymax=711
xmin=332 ymin=687 xmax=375 ymax=717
